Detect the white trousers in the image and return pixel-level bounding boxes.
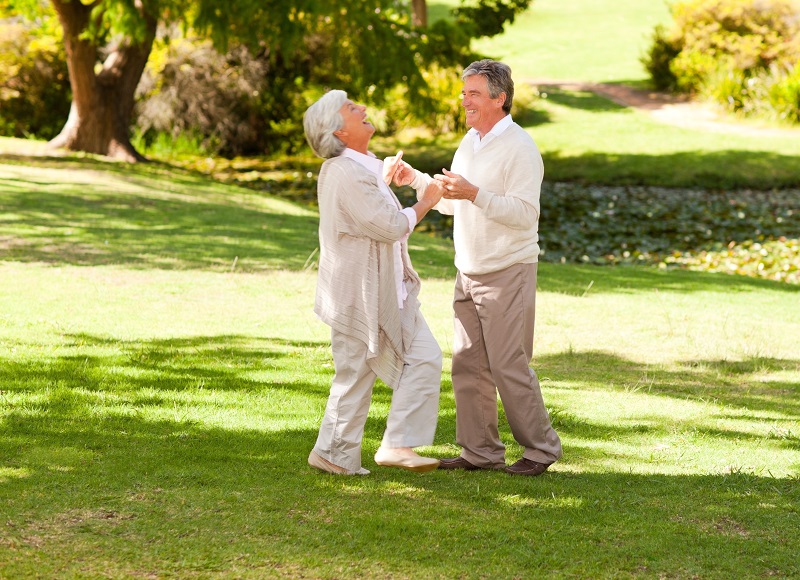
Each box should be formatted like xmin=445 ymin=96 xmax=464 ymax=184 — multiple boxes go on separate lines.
xmin=313 ymin=310 xmax=442 ymax=472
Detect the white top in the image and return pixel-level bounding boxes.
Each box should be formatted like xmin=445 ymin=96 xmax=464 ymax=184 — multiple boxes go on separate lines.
xmin=342 ymin=148 xmax=417 ymax=308
xmin=412 ymin=117 xmax=544 ymax=275
xmin=469 ymin=113 xmax=514 ymax=153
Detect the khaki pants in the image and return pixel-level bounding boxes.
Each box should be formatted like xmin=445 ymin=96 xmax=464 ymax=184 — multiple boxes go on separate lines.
xmin=313 ymin=310 xmax=442 ymax=472
xmin=452 ymin=262 xmax=562 ymax=468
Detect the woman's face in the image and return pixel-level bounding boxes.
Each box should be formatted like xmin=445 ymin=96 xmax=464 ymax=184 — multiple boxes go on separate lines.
xmin=335 ymin=99 xmax=375 ymax=154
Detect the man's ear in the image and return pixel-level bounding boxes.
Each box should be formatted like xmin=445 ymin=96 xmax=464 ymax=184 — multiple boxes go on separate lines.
xmin=497 ymin=93 xmax=507 ymax=109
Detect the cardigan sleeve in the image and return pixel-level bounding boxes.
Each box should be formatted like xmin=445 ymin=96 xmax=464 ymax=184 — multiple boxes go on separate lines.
xmin=329 ymin=162 xmax=411 ymax=243
xmin=412 ymin=169 xmax=455 ymax=216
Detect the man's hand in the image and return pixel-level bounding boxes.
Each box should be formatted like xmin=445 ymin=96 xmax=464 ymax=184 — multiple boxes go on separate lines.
xmin=433 ymin=168 xmax=479 ymax=202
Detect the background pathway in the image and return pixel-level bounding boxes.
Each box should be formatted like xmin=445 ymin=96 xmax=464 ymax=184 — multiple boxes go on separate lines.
xmin=528 ymin=79 xmax=800 ymax=138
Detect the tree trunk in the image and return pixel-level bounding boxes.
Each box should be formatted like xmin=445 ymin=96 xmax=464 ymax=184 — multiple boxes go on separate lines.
xmin=49 ymin=0 xmax=156 ymax=162
xmin=411 ymin=0 xmax=427 ymax=28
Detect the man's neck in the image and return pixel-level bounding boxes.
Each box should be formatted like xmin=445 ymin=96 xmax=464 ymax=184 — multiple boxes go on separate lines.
xmin=474 ymin=113 xmax=509 ymax=139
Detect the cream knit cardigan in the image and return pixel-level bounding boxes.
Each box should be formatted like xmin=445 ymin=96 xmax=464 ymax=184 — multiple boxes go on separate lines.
xmin=314 ymin=156 xmax=423 ymax=389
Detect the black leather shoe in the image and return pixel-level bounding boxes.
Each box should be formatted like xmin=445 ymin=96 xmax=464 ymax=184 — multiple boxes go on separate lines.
xmin=437 ymin=456 xmax=482 ymax=470
xmin=504 ymin=457 xmax=551 ymax=476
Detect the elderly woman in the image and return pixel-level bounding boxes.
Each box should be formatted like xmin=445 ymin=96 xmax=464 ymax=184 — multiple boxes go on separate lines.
xmin=303 ymin=90 xmax=445 ymax=475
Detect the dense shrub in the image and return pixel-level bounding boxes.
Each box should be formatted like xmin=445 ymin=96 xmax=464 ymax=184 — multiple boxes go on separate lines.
xmin=537 ymin=183 xmax=800 ymax=268
xmin=641 ymin=25 xmax=681 ymax=92
xmin=134 ymin=18 xmax=479 ymax=158
xmin=134 ymin=39 xmax=278 ymax=157
xmin=0 ymin=21 xmax=70 ymax=140
xmin=768 ymin=62 xmax=800 ymax=123
xmin=643 ymin=0 xmax=800 ymax=123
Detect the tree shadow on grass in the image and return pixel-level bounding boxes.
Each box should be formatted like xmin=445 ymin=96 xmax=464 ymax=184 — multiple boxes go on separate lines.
xmin=512 ymin=85 xmax=800 ymax=189
xmin=0 ymin=178 xmax=320 ymax=273
xmin=0 ymin=333 xmax=334 ymax=398
xmin=542 ymin=148 xmax=800 ymax=190
xmin=537 ymin=261 xmax=800 ymax=295
xmin=1 ymin=330 xmax=798 ymax=574
xmin=537 ymin=349 xmax=800 ymax=421
xmin=3 ymin=332 xmax=796 ymax=430
xmin=539 ymin=87 xmax=629 ymax=113
xmin=1 ymin=384 xmax=797 ymax=577
xmin=1 ymin=155 xmax=459 ymax=279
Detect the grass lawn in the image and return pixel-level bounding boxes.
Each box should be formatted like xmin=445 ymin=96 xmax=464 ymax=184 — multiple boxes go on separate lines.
xmin=417 ymin=0 xmax=800 ymax=189
xmin=522 ymin=87 xmax=800 ymax=189
xmin=431 ymin=0 xmax=671 ymax=84
xmin=380 ymin=86 xmax=800 ymax=190
xmin=1 ymin=156 xmax=798 ymax=578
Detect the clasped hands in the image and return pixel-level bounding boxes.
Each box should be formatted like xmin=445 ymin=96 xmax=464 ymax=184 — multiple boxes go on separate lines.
xmin=383 ymin=150 xmax=478 ymax=203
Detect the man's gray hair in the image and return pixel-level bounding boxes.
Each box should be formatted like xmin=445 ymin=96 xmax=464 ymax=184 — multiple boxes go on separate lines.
xmin=303 ymin=89 xmax=348 ymax=159
xmin=462 ymin=59 xmax=514 ymax=114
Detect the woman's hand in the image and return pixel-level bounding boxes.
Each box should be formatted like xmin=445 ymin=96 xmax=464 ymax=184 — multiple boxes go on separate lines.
xmin=420 ymin=178 xmax=445 ymax=209
xmin=383 ymin=150 xmax=415 ymax=186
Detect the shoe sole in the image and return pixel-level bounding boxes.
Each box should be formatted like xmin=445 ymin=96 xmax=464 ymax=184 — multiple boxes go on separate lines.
xmin=375 ymin=459 xmax=440 ymax=473
xmin=309 ymin=451 xmax=362 ymax=475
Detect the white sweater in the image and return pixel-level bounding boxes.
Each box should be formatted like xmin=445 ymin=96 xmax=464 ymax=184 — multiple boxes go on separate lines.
xmin=416 ymin=122 xmax=543 ymax=276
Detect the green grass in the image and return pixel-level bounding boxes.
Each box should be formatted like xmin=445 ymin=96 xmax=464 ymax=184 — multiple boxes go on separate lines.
xmin=526 ymin=87 xmax=800 ymax=188
xmin=376 ymin=86 xmax=800 ymax=190
xmin=2 ymin=1 xmax=800 ymax=574
xmin=418 ymin=0 xmax=800 ymax=189
xmin=432 ymin=0 xmax=672 ymax=84
xmin=1 ymin=155 xmax=799 ymax=578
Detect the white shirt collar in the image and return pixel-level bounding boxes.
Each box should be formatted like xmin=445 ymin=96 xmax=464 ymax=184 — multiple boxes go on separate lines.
xmin=468 ymin=114 xmax=514 ymax=141
xmin=342 ymin=148 xmax=381 ymax=175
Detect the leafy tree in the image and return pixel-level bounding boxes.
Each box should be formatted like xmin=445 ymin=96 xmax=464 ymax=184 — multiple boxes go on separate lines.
xmin=454 ymin=0 xmax=532 ymax=37
xmin=3 ymin=0 xmax=533 ymax=162
xmin=0 ymin=14 xmax=70 ymax=139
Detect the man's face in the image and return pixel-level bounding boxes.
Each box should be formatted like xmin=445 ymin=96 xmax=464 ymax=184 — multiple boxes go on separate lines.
xmin=461 ymin=74 xmax=506 ymax=136
xmin=335 ymin=99 xmax=375 ymax=153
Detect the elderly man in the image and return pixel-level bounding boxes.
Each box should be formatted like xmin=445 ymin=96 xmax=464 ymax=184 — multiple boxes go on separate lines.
xmin=302 ymin=90 xmax=445 ymax=475
xmin=410 ymin=59 xmax=562 ymax=476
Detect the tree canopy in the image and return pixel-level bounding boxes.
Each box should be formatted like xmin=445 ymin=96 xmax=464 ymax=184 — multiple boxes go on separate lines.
xmin=1 ymin=0 xmax=533 ymax=160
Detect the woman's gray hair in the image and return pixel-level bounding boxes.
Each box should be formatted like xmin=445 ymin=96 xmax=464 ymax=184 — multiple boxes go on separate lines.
xmin=303 ymin=89 xmax=348 ymax=159
xmin=462 ymin=59 xmax=514 ymax=114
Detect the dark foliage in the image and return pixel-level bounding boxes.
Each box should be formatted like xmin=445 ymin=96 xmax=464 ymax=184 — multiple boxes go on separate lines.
xmin=0 ymin=22 xmax=71 ymax=139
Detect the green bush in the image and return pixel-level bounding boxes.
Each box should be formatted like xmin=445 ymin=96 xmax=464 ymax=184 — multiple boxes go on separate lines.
xmin=134 ymin=39 xmax=279 ymax=157
xmin=769 ymin=62 xmax=800 ymax=123
xmin=644 ymin=0 xmax=800 ymax=123
xmin=641 ymin=25 xmax=681 ymax=92
xmin=0 ymin=21 xmax=70 ymax=140
xmin=134 ymin=18 xmax=477 ymax=158
xmin=670 ymin=0 xmax=800 ymax=87
xmin=703 ymin=63 xmax=747 ymax=112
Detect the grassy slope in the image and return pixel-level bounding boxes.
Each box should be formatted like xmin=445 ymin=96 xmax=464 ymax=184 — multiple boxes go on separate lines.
xmin=1 ymin=1 xmax=799 ymax=576
xmin=432 ymin=0 xmax=671 ymax=83
xmin=1 ymin=157 xmax=799 ymax=578
xmin=419 ymin=0 xmax=800 ymax=189
xmin=472 ymin=0 xmax=671 ymax=83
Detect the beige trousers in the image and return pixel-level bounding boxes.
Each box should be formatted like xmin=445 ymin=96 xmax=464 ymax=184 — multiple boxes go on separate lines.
xmin=313 ymin=310 xmax=442 ymax=472
xmin=452 ymin=262 xmax=562 ymax=468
